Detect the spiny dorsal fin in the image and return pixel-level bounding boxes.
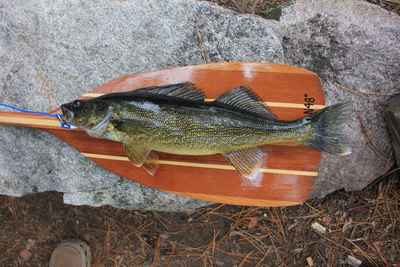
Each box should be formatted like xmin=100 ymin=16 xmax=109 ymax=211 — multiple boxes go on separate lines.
xmin=215 ymin=85 xmax=276 ymax=120
xmin=223 ymin=147 xmax=268 ymax=179
xmin=132 ymin=82 xmax=205 ymax=101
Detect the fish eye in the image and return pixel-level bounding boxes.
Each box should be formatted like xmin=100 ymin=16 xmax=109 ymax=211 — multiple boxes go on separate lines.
xmin=72 ymin=101 xmax=81 ymax=109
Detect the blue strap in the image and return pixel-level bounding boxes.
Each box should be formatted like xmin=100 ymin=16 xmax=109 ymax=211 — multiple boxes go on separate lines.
xmin=0 ymin=103 xmax=72 ymax=129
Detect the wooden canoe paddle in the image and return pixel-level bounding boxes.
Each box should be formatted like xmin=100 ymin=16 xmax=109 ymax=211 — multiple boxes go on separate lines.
xmin=0 ymin=62 xmax=325 ymax=207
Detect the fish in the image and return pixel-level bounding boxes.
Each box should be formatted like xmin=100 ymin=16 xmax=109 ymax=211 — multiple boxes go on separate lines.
xmin=60 ymin=82 xmax=352 ymax=178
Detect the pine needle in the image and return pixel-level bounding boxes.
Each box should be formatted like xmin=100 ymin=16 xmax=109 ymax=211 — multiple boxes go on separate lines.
xmin=0 ymin=82 xmax=12 ymax=102
xmin=195 ymin=23 xmax=210 ymax=64
xmin=38 ymin=71 xmax=60 ymax=110
xmin=335 ymin=83 xmax=391 ymax=106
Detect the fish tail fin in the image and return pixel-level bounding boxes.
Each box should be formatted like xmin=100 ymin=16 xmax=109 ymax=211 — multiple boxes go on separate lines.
xmin=302 ymin=101 xmax=352 ymax=155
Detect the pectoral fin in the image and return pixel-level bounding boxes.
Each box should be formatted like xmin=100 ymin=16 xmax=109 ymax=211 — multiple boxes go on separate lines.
xmin=142 ymin=151 xmax=159 ymax=176
xmin=223 ymin=147 xmax=268 ymax=179
xmin=123 ymin=142 xmax=151 ymax=167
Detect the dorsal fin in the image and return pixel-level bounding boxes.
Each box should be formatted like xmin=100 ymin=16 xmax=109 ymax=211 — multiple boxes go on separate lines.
xmin=132 ymin=82 xmax=206 ymax=101
xmin=215 ymin=85 xmax=276 ymax=120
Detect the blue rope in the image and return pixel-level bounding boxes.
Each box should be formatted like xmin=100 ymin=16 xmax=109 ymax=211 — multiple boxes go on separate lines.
xmin=0 ymin=103 xmax=72 ymax=129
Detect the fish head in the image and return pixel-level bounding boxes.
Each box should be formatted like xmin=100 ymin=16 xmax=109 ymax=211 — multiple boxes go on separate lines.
xmin=61 ymin=99 xmax=111 ymax=131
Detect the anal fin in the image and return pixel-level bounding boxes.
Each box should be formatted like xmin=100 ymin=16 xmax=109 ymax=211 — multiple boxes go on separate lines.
xmin=223 ymin=147 xmax=268 ymax=179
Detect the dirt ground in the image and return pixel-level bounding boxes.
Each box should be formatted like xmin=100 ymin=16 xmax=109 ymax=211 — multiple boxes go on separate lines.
xmin=205 ymin=0 xmax=400 ymax=17
xmin=1 ymin=169 xmax=399 ymax=266
xmin=1 ymin=0 xmax=400 ymax=266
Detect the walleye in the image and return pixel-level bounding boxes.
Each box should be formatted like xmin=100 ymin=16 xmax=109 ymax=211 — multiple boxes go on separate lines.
xmin=61 ymin=83 xmax=352 ymax=178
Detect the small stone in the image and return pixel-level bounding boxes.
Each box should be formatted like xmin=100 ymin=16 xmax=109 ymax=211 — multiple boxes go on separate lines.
xmin=311 ymin=222 xmax=326 ymax=234
xmin=346 ymin=255 xmax=362 ymax=267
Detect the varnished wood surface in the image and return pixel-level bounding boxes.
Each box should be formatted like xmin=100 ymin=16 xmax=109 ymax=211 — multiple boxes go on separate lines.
xmin=0 ymin=62 xmax=325 ymax=206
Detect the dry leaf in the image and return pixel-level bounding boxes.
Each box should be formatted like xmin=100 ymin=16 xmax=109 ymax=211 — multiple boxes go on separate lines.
xmin=20 ymin=249 xmax=32 ymax=261
xmin=248 ymin=217 xmax=258 ymax=230
xmin=322 ymin=216 xmax=331 ymax=224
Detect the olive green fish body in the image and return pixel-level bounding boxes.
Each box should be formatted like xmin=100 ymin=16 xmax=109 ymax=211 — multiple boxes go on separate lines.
xmin=61 ymin=83 xmax=352 ymax=178
xmin=99 ymin=96 xmax=304 ymax=155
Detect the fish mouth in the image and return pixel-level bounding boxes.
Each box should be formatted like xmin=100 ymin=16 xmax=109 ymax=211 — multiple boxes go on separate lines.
xmin=60 ymin=105 xmax=74 ymax=122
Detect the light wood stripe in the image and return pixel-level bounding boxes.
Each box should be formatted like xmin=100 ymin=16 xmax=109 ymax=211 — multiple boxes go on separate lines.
xmin=82 ymin=93 xmax=326 ymax=109
xmin=165 ymin=190 xmax=302 ymax=206
xmin=82 ymin=152 xmax=319 ymax=177
xmin=0 ymin=116 xmax=60 ymax=128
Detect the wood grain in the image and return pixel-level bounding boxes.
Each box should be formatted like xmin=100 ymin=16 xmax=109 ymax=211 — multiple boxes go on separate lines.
xmin=0 ymin=62 xmax=325 ymax=206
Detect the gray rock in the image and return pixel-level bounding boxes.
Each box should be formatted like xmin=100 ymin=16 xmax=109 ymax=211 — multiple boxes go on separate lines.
xmin=385 ymin=95 xmax=400 ymax=167
xmin=280 ymin=0 xmax=399 ymax=198
xmin=0 ymin=0 xmax=283 ymax=211
xmin=0 ymin=0 xmax=399 ymax=210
